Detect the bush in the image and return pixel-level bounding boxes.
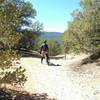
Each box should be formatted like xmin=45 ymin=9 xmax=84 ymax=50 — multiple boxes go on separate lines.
xmin=0 ymin=88 xmax=57 ymax=100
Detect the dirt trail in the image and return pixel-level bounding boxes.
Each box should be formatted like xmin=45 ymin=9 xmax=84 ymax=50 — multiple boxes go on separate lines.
xmin=20 ymin=54 xmax=100 ymax=100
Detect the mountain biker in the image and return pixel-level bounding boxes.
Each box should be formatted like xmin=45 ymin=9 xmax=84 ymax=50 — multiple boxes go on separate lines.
xmin=40 ymin=40 xmax=49 ymax=65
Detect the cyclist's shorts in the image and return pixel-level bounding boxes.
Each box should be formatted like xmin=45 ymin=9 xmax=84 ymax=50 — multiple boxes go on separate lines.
xmin=42 ymin=51 xmax=48 ymax=56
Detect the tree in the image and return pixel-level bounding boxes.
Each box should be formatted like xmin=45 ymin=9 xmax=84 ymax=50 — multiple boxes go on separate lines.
xmin=15 ymin=1 xmax=43 ymax=50
xmin=63 ymin=0 xmax=100 ymax=53
xmin=18 ymin=21 xmax=43 ymax=50
xmin=0 ymin=0 xmax=38 ymax=87
xmin=47 ymin=40 xmax=62 ymax=56
xmin=18 ymin=30 xmax=40 ymax=50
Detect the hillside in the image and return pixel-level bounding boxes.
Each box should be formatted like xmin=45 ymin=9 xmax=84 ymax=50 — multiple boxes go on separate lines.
xmin=41 ymin=32 xmax=62 ymax=41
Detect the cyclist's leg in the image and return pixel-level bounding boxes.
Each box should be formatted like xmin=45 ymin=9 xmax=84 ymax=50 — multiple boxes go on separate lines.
xmin=41 ymin=56 xmax=44 ymax=63
xmin=41 ymin=52 xmax=44 ymax=63
xmin=46 ymin=53 xmax=49 ymax=65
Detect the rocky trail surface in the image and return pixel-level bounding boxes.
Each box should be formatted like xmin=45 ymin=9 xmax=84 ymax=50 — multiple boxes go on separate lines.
xmin=19 ymin=54 xmax=100 ymax=100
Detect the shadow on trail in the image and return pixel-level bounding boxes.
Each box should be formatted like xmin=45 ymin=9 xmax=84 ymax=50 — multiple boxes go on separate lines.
xmin=49 ymin=62 xmax=61 ymax=66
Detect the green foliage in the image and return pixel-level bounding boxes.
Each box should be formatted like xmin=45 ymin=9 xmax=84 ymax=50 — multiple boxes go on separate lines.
xmin=18 ymin=1 xmax=36 ymax=18
xmin=33 ymin=38 xmax=43 ymax=51
xmin=47 ymin=40 xmax=62 ymax=56
xmin=0 ymin=0 xmax=40 ymax=87
xmin=32 ymin=21 xmax=43 ymax=32
xmin=16 ymin=1 xmax=43 ymax=50
xmin=18 ymin=30 xmax=40 ymax=50
xmin=0 ymin=66 xmax=26 ymax=85
xmin=63 ymin=0 xmax=100 ymax=53
xmin=18 ymin=21 xmax=43 ymax=50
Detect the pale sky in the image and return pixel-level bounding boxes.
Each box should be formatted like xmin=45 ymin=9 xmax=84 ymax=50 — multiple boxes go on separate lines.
xmin=27 ymin=0 xmax=80 ymax=32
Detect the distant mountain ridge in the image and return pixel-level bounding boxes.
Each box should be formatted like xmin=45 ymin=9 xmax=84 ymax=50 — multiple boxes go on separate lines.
xmin=41 ymin=32 xmax=62 ymax=41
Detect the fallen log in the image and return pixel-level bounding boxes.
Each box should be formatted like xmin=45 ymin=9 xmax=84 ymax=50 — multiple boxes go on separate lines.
xmin=20 ymin=49 xmax=64 ymax=59
xmin=20 ymin=50 xmax=42 ymax=58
